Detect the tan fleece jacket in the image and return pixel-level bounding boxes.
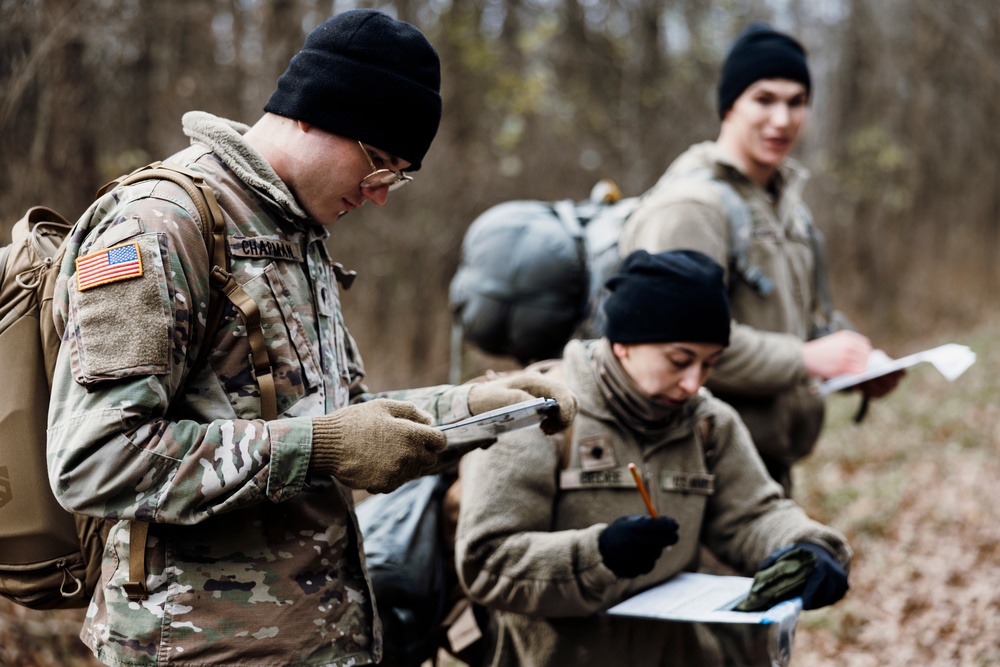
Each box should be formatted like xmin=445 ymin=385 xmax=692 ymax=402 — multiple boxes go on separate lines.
xmin=620 ymin=141 xmax=826 ymax=471
xmin=455 ymin=339 xmax=850 ymax=667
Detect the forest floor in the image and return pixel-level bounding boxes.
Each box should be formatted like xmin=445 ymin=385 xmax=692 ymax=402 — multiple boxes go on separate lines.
xmin=1 ymin=319 xmax=997 ymax=667
xmin=790 ymin=317 xmax=1000 ymax=666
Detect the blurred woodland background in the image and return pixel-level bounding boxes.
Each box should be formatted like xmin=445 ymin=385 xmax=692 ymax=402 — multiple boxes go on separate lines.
xmin=2 ymin=0 xmax=998 ymax=392
xmin=1 ymin=1 xmax=999 ymax=665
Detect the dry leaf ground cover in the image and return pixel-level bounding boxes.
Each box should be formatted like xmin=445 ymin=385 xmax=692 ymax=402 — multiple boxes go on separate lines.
xmin=792 ymin=320 xmax=1000 ymax=667
xmin=2 ymin=321 xmax=997 ymax=667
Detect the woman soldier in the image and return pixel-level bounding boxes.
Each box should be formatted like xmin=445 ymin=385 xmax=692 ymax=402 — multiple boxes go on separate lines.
xmin=455 ymin=249 xmax=852 ymax=666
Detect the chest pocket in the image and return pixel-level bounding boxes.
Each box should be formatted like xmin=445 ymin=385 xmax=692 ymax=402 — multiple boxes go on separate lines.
xmin=745 ymin=197 xmax=808 ymax=245
xmin=217 ymin=262 xmax=322 ymax=417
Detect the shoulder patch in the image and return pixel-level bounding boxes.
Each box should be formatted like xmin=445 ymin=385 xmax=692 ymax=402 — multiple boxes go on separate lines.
xmin=69 ymin=233 xmax=172 ymax=382
xmin=76 ymin=243 xmax=142 ymax=292
xmin=76 ymin=242 xmax=144 ymax=291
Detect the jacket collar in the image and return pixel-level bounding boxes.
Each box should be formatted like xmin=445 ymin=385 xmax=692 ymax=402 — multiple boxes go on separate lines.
xmin=182 ymin=111 xmax=312 ymax=224
xmin=562 ymin=339 xmax=707 ymax=441
xmin=668 ymin=140 xmax=810 ymax=204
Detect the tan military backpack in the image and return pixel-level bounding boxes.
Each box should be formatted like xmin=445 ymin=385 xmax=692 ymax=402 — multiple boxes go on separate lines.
xmin=0 ymin=163 xmax=275 ymax=609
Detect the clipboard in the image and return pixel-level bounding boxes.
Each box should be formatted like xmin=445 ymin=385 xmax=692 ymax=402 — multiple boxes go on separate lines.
xmin=440 ymin=397 xmax=559 ymax=454
xmin=605 ymin=572 xmax=801 ymax=624
xmin=604 ymin=572 xmax=803 ymax=666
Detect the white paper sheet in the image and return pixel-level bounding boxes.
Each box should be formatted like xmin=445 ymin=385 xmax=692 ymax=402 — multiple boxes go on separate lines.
xmin=605 ymin=572 xmax=802 ymax=625
xmin=817 ymin=343 xmax=976 ymax=396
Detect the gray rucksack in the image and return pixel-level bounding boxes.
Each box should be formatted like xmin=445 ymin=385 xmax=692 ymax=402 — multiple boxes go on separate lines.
xmin=448 ymin=172 xmax=840 ymax=381
xmin=449 ymin=180 xmax=638 ymax=372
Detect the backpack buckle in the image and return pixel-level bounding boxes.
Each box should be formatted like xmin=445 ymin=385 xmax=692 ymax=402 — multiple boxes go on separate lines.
xmin=122 ymin=580 xmax=148 ymax=601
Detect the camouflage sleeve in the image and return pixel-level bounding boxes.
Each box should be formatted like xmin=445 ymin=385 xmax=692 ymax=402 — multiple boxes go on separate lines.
xmin=370 ymin=383 xmax=475 ymax=426
xmin=47 ymin=187 xmax=313 ymax=525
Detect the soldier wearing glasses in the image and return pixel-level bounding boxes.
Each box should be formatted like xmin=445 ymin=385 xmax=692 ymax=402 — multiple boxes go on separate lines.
xmin=46 ymin=10 xmax=575 ymax=667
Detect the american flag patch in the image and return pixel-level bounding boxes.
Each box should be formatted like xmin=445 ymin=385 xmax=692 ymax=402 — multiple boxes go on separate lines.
xmin=76 ymin=242 xmax=144 ymax=291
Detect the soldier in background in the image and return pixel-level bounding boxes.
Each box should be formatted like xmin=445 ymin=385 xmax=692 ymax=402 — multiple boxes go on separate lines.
xmin=46 ymin=10 xmax=575 ymax=667
xmin=620 ymin=24 xmax=901 ymax=495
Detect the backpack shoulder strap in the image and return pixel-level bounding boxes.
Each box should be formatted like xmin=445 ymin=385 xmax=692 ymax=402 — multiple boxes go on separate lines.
xmin=99 ymin=161 xmax=225 ymax=268
xmin=18 ymin=207 xmax=76 ymax=382
xmin=108 ymin=163 xmax=230 ymax=369
xmin=715 ymin=178 xmax=775 ymax=297
xmin=104 ymin=161 xmax=276 ymax=420
xmin=551 ymin=198 xmax=590 ymax=297
xmin=695 ymin=168 xmax=838 ymax=324
xmin=551 ymin=199 xmax=586 ymax=240
xmin=685 ymin=168 xmax=775 ymax=298
xmin=695 ymin=413 xmax=717 ymax=468
xmin=664 ymin=166 xmax=771 ymax=297
xmin=669 ymin=166 xmax=847 ymax=344
xmin=208 ymin=268 xmax=278 ymax=420
xmin=797 ymin=202 xmax=843 ymax=335
xmin=557 ymin=420 xmax=576 ymax=471
xmin=100 ymin=162 xmax=277 ymax=601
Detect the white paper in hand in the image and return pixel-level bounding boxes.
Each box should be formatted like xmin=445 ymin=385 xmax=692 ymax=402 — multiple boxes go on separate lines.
xmin=921 ymin=343 xmax=978 ymax=381
xmin=818 ymin=343 xmax=976 ymax=395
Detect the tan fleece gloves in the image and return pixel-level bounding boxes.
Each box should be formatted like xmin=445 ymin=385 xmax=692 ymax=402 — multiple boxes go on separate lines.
xmin=468 ymin=372 xmax=579 ymax=435
xmin=311 ymin=372 xmax=579 ymax=494
xmin=311 ymin=399 xmax=445 ymax=494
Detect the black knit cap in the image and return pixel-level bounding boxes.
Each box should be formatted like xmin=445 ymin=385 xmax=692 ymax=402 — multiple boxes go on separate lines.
xmin=717 ymin=23 xmax=811 ymax=119
xmin=264 ymin=9 xmax=442 ymax=170
xmin=603 ymin=250 xmax=731 ymax=346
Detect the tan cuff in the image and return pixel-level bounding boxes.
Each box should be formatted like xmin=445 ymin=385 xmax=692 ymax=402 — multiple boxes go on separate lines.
xmin=309 ymin=414 xmax=344 ymax=475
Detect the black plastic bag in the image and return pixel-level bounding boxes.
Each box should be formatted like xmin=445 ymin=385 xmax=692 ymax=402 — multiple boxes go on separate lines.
xmin=356 ymin=474 xmax=452 ymax=666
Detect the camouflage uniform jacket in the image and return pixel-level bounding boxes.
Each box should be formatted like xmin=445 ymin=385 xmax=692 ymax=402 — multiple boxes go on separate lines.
xmin=620 ymin=141 xmax=826 ymax=474
xmin=47 ymin=111 xmax=473 ymax=667
xmin=455 ymin=339 xmax=851 ymax=667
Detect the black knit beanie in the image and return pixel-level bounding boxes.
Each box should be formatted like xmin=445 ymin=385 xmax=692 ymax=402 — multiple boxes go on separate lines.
xmin=603 ymin=250 xmax=731 ymax=347
xmin=264 ymin=9 xmax=441 ymax=170
xmin=717 ymin=23 xmax=811 ymax=119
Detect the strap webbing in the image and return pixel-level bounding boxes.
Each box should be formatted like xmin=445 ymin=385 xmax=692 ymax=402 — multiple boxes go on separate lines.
xmin=211 ymin=266 xmax=278 ymax=421
xmin=122 ymin=521 xmax=150 ymax=601
xmin=105 ymin=162 xmax=277 ymax=600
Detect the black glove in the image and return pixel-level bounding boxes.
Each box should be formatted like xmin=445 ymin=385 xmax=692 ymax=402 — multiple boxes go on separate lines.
xmin=598 ymin=515 xmax=679 ymax=579
xmin=738 ymin=542 xmax=848 ymax=611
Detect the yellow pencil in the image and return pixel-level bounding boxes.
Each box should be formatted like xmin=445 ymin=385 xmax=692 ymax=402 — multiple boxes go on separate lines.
xmin=628 ymin=463 xmax=658 ymax=518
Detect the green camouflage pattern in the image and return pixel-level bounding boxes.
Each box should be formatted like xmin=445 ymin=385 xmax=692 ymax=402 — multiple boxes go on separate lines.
xmin=47 ymin=114 xmax=473 ymax=666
